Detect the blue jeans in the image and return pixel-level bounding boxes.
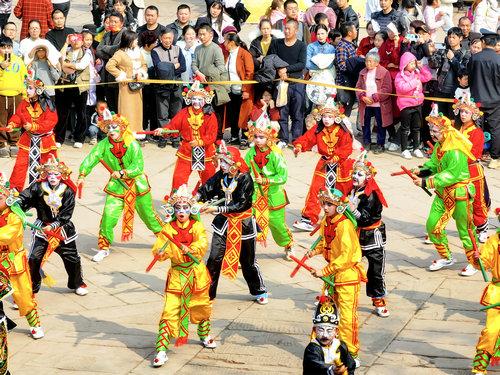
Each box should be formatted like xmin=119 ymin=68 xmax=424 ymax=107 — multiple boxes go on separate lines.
xmin=363 ymin=106 xmax=386 ymax=146
xmin=278 ymin=83 xmax=305 ymax=143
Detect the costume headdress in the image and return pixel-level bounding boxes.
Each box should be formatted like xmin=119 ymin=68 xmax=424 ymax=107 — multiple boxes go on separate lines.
xmin=68 ymin=33 xmax=83 ymax=44
xmin=24 ymin=69 xmax=45 ymax=95
xmin=216 ymin=141 xmax=249 ymax=173
xmin=182 ymin=80 xmax=215 ymax=105
xmin=161 ymin=184 xmax=201 ymax=218
xmin=36 ymin=155 xmax=77 ymax=192
xmin=426 ymin=103 xmax=475 ymax=160
xmin=452 ymin=92 xmax=483 ymax=120
xmin=312 ymin=95 xmax=346 ymax=123
xmin=97 ymin=107 xmax=135 ymax=146
xmin=318 ymin=187 xmax=357 ymax=226
xmin=313 ymin=295 xmax=339 ymax=326
xmin=352 ymin=152 xmax=388 ymax=207
xmin=246 ymin=108 xmax=280 ymax=145
xmin=0 ymin=173 xmax=26 ymax=225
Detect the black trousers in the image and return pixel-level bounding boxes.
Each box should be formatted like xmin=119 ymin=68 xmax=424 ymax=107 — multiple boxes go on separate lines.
xmin=206 ymin=232 xmax=266 ymax=300
xmin=143 ymin=85 xmax=158 ymax=131
xmin=55 ymin=88 xmax=88 ymax=143
xmin=104 ymin=85 xmax=119 ymax=113
xmin=227 ymin=92 xmax=242 ymax=140
xmin=29 ymin=237 xmax=84 ymax=294
xmin=399 ymin=106 xmax=422 ymax=151
xmin=360 ymin=226 xmax=386 ymax=299
xmin=483 ymin=105 xmax=500 ymax=159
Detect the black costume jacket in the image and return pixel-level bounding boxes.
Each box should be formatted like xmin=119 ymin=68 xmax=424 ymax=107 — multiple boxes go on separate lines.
xmin=303 ymin=339 xmax=356 ymax=375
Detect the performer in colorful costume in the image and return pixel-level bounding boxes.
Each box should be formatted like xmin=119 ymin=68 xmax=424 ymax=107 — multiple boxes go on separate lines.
xmin=7 ymin=70 xmax=58 ymax=191
xmin=151 ymin=184 xmax=216 ymax=368
xmin=452 ymin=94 xmax=490 ymax=246
xmin=0 ymin=263 xmax=12 ymax=375
xmin=0 ymin=175 xmax=43 ymax=339
xmin=471 ymin=207 xmax=500 ymax=374
xmin=303 ymin=295 xmax=356 ymax=375
xmin=18 ymin=156 xmax=87 ymax=296
xmin=292 ymin=97 xmax=354 ymax=232
xmin=197 ymin=142 xmax=268 ymax=304
xmin=347 ymin=152 xmax=389 ymax=318
xmin=308 ymin=188 xmax=365 ymax=364
xmin=243 ymin=108 xmax=294 ymax=260
xmin=412 ymin=104 xmax=477 ymax=273
xmin=154 ymin=81 xmax=218 ymax=193
xmin=77 ymin=110 xmax=163 ymax=262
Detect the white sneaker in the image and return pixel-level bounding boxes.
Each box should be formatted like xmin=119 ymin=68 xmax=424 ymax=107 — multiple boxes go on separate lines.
xmin=11 ymin=302 xmax=18 ymax=310
xmin=478 ymin=230 xmax=489 ymax=243
xmin=31 ymin=326 xmax=44 ymax=339
xmin=460 ymin=264 xmax=478 ymax=277
xmin=423 ymin=235 xmax=433 ymax=245
xmin=401 ymin=150 xmax=412 ymax=159
xmin=152 ymin=351 xmax=168 ymax=367
xmin=56 ymin=142 xmax=61 ymax=149
xmin=375 ymin=306 xmax=390 ymax=318
xmin=413 ymin=149 xmax=424 ymax=158
xmin=73 ymin=142 xmax=83 ymax=149
xmin=89 ymin=138 xmax=97 ymax=145
xmin=277 ymin=141 xmax=287 ymax=149
xmin=92 ymin=250 xmax=110 ymax=262
xmin=293 ymin=219 xmax=314 ymax=232
xmin=75 ymin=284 xmax=88 ymax=296
xmin=284 ymin=247 xmax=295 ymax=261
xmin=429 ymin=257 xmax=456 ymax=271
xmin=354 ymin=358 xmax=361 ymax=368
xmin=201 ymin=336 xmax=217 ymax=348
xmin=255 ymin=293 xmax=268 ymax=305
xmin=386 ymin=142 xmax=398 ymax=152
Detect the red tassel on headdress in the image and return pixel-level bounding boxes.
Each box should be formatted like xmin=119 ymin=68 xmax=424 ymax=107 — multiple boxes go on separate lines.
xmin=364 ymin=179 xmax=388 ymax=208
xmin=64 ymin=178 xmax=77 ymax=193
xmin=175 ymin=336 xmax=188 ymax=347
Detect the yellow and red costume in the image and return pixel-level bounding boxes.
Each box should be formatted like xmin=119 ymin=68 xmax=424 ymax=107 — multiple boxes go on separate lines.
xmin=8 ymin=83 xmax=58 ymax=191
xmin=453 ymin=96 xmax=490 ymax=238
xmin=308 ymin=189 xmax=365 ymax=358
xmin=293 ymin=99 xmax=354 ymax=226
xmin=471 ymin=222 xmax=500 ymax=373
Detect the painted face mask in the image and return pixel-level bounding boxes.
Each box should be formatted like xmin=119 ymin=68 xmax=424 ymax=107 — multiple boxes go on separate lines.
xmin=352 ymin=169 xmax=368 ymax=187
xmin=459 ymin=108 xmax=473 ymax=123
xmin=191 ymin=96 xmax=206 ymax=110
xmin=254 ymin=133 xmax=267 ymax=147
xmin=107 ymin=123 xmax=122 ymax=141
xmin=322 ymin=114 xmax=335 ymax=127
xmin=220 ymin=159 xmax=232 ymax=174
xmin=27 ymin=85 xmax=37 ymax=99
xmin=430 ymin=126 xmax=443 ymax=143
xmin=174 ymin=203 xmax=191 ymax=222
xmin=315 ymin=324 xmax=336 ymax=346
xmin=47 ymin=171 xmax=62 ymax=187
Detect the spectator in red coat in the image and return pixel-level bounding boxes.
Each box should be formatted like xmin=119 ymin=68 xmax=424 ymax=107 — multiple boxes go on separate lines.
xmin=356 ymin=21 xmax=376 ymax=57
xmin=14 ymin=0 xmax=54 ymax=39
xmin=378 ymin=22 xmax=402 ymax=80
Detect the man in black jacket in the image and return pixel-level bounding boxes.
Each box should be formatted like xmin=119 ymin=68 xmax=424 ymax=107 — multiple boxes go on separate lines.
xmin=18 ymin=157 xmax=87 ymax=296
xmin=371 ymin=0 xmax=405 ymax=33
xmin=468 ymin=32 xmax=500 ymax=169
xmin=197 ymin=143 xmax=268 ymax=304
xmin=303 ymin=295 xmax=356 ymax=374
xmin=335 ymin=0 xmax=359 ymax=34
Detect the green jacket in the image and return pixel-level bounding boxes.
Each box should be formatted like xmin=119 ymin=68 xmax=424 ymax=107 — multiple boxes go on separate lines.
xmin=422 ymin=145 xmax=471 ymax=198
xmin=244 ymin=145 xmax=288 ymax=210
xmin=79 ymin=138 xmax=151 ymax=197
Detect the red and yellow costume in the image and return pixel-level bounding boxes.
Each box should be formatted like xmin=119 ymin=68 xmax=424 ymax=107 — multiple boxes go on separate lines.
xmin=471 ymin=218 xmax=500 ymax=373
xmin=159 ymin=81 xmax=218 ymax=193
xmin=293 ymin=100 xmax=354 ymax=226
xmin=8 ymin=74 xmax=58 ymax=191
xmin=308 ymin=189 xmax=365 ymax=358
xmin=453 ymin=96 xmax=490 ymax=237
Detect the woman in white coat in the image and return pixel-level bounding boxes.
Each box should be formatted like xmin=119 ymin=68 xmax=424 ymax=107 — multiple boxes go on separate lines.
xmin=472 ymin=0 xmax=500 ymax=32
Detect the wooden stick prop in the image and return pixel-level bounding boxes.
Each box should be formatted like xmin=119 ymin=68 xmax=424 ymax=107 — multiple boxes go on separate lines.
xmin=390 ymin=170 xmax=407 ymax=176
xmin=480 ymin=302 xmax=500 ymax=311
xmin=250 ymin=160 xmax=265 ymax=196
xmin=468 ymin=228 xmax=488 ymax=282
xmin=0 ymin=127 xmax=20 ymax=132
xmin=289 ymin=254 xmax=335 ymax=288
xmin=162 ymin=232 xmax=200 ymax=264
xmin=290 ymin=236 xmax=323 ymax=278
xmin=99 ymin=159 xmax=130 ymax=191
xmin=26 ymin=222 xmax=65 ymax=241
xmin=135 ymin=130 xmax=179 ymax=135
xmin=400 ymin=165 xmax=433 ymax=197
xmin=145 ymin=240 xmax=170 ymax=273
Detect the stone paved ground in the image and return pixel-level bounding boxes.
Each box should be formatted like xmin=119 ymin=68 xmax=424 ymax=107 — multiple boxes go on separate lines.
xmin=3 ymin=0 xmax=500 ymax=374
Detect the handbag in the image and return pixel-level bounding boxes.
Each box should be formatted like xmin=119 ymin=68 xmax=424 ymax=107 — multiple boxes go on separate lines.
xmin=128 ymin=81 xmax=145 ymax=91
xmin=275 ymin=81 xmax=288 ymax=108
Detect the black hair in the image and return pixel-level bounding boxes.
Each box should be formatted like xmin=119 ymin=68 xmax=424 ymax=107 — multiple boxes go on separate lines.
xmin=340 ymin=21 xmax=356 ymax=37
xmin=447 ymin=27 xmax=463 ymax=38
xmin=329 ymin=29 xmax=342 ymax=41
xmin=315 ymin=24 xmax=329 ymax=34
xmin=3 ymin=21 xmax=16 ymax=29
xmin=314 ymin=12 xmax=328 ymax=25
xmin=28 ymin=19 xmax=41 ymax=28
xmin=259 ymin=18 xmax=272 ymax=29
xmin=426 ymin=0 xmax=437 ymax=5
xmin=182 ymin=24 xmax=196 ymax=36
xmin=113 ymin=0 xmax=129 ymax=5
xmin=139 ymin=30 xmax=158 ymax=47
xmin=284 ymin=0 xmax=298 ymax=8
xmin=375 ymin=30 xmax=389 ymax=41
xmin=198 ymin=24 xmax=213 ymax=34
xmin=159 ymin=28 xmax=175 ymax=38
xmin=482 ymin=34 xmax=499 ymax=47
xmin=145 ymin=5 xmax=159 ymax=13
xmin=402 ymin=0 xmax=416 ymax=8
xmin=51 ymin=8 xmax=64 ymax=18
xmin=177 ymin=4 xmax=191 ymax=12
xmin=109 ymin=11 xmax=124 ymax=23
xmin=119 ymin=29 xmax=138 ymax=49
xmin=207 ymin=0 xmax=224 ymax=32
xmin=458 ymin=16 xmax=471 ymax=24
xmin=0 ymin=36 xmax=13 ymax=47
xmin=457 ymin=69 xmax=468 ymax=79
xmin=225 ymin=33 xmax=247 ymax=50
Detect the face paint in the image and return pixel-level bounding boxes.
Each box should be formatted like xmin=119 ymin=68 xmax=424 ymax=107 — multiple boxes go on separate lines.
xmin=459 ymin=108 xmax=473 ymax=123
xmin=352 ymin=169 xmax=368 ymax=187
xmin=47 ymin=172 xmax=62 ymax=187
xmin=429 ymin=125 xmax=443 ymax=142
xmin=220 ymin=159 xmax=232 ymax=174
xmin=107 ymin=124 xmax=121 ymax=141
xmin=254 ymin=133 xmax=267 ymax=147
xmin=174 ymin=203 xmax=191 ymax=222
xmin=322 ymin=114 xmax=335 ymax=127
xmin=315 ymin=324 xmax=336 ymax=346
xmin=191 ymin=96 xmax=205 ymax=109
xmin=27 ymin=85 xmax=37 ymax=98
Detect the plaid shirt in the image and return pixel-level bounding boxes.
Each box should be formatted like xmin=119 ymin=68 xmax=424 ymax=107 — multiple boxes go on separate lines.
xmin=14 ymin=0 xmax=54 ymax=39
xmin=335 ymin=38 xmax=356 ymax=86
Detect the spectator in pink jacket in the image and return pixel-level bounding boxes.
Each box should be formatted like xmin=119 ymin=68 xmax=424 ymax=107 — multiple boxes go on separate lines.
xmin=304 ymin=0 xmax=337 ymax=29
xmin=394 ymin=51 xmax=432 ymax=159
xmin=355 ymin=52 xmax=393 ymax=154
